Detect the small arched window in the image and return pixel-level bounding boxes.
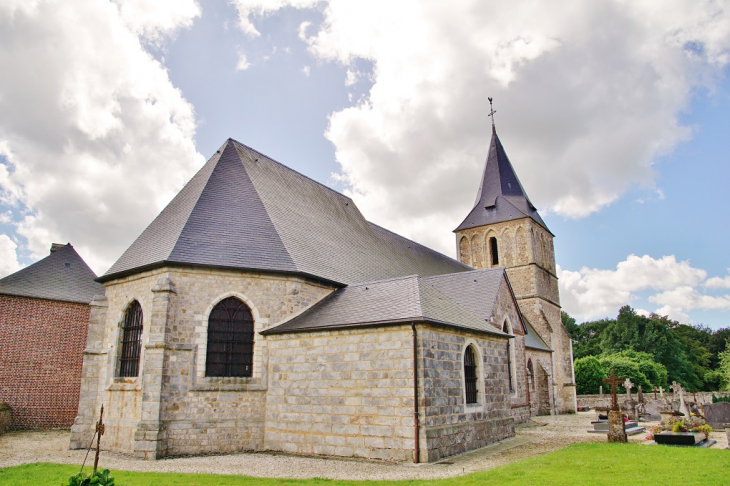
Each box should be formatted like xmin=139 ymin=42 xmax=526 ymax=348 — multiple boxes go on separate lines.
xmin=503 ymin=321 xmax=514 ymax=392
xmin=119 ymin=300 xmax=143 ymax=377
xmin=490 ymin=237 xmax=499 ymax=266
xmin=464 ymin=345 xmax=478 ymax=404
xmin=206 ymin=297 xmax=254 ymax=377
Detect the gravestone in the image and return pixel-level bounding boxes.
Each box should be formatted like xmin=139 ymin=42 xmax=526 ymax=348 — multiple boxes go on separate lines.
xmin=643 ymin=399 xmax=665 ymax=421
xmin=703 ymin=402 xmax=730 ymax=429
xmin=603 ymin=370 xmax=627 ymax=443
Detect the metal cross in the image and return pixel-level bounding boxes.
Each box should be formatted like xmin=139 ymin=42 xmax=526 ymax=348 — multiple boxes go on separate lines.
xmin=603 ymin=370 xmax=625 ymax=412
xmin=488 ymin=97 xmax=497 ymax=128
xmin=653 ymin=387 xmax=659 ymax=399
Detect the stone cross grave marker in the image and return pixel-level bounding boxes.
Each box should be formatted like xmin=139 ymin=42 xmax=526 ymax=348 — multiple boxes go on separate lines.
xmin=603 ymin=370 xmax=628 ymax=443
xmin=638 ymin=385 xmax=643 ymax=403
xmin=653 ymin=387 xmax=659 ymax=399
xmin=624 ymin=378 xmax=635 ymax=420
xmin=603 ymin=370 xmax=624 ymax=413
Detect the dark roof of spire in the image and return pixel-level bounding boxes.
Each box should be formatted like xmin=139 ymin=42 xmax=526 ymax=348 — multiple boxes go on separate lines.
xmin=455 ymin=127 xmax=552 ymax=234
xmin=101 ymin=139 xmax=471 ymax=284
xmin=0 ymin=244 xmax=103 ymax=304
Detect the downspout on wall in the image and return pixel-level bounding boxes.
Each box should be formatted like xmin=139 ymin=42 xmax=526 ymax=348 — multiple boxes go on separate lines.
xmin=412 ymin=323 xmax=420 ymax=464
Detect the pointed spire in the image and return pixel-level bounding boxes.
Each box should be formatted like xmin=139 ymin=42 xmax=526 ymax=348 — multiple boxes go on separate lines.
xmin=455 ymin=124 xmax=552 ymax=234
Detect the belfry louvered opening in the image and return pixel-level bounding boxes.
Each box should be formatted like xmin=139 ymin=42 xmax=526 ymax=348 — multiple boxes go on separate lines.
xmin=119 ymin=300 xmax=143 ymax=377
xmin=464 ymin=345 xmax=478 ymax=404
xmin=206 ymin=297 xmax=255 ymax=377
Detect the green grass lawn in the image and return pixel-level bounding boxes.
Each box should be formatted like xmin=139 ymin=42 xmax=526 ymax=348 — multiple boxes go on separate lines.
xmin=2 ymin=442 xmax=729 ymax=486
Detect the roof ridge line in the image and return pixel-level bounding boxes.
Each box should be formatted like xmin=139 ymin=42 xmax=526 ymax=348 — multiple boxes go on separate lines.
xmin=348 ymin=274 xmax=420 ymax=288
xmin=228 ymin=138 xmax=353 ymax=202
xmin=166 ymin=141 xmax=240 ymax=261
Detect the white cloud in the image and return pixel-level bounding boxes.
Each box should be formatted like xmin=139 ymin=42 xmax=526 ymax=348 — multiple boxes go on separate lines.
xmin=111 ymin=0 xmax=201 ymax=45
xmin=302 ymin=65 xmax=311 ymax=76
xmin=231 ymin=0 xmax=319 ymax=37
xmin=558 ymin=255 xmax=730 ymax=322
xmin=0 ymin=234 xmax=22 ymax=277
xmin=237 ymin=49 xmax=251 ymax=70
xmin=231 ymin=0 xmax=730 ymax=256
xmin=0 ymin=1 xmax=204 ymax=273
xmin=705 ymin=269 xmax=730 ymax=289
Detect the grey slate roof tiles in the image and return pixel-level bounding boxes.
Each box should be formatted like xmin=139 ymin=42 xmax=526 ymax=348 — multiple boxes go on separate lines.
xmin=101 ymin=138 xmax=470 ymax=284
xmin=262 ymin=271 xmax=513 ymax=337
xmin=0 ymin=244 xmax=104 ymax=304
xmin=455 ymin=127 xmax=552 ymax=234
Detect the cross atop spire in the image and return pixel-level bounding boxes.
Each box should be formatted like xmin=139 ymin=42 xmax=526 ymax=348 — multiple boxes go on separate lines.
xmin=488 ymin=97 xmax=497 ymax=129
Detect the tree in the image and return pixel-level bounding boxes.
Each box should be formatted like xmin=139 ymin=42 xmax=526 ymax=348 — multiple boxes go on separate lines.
xmin=574 ymin=356 xmax=606 ymax=395
xmin=598 ymin=355 xmax=651 ymax=392
xmin=571 ymin=318 xmax=612 ymax=359
xmin=562 ymin=311 xmax=579 ymax=339
xmin=599 ymin=306 xmax=699 ymax=390
xmin=718 ymin=340 xmax=730 ymax=392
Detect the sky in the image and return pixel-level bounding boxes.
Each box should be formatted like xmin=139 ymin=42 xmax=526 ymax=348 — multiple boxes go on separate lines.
xmin=1 ymin=0 xmax=729 ymax=329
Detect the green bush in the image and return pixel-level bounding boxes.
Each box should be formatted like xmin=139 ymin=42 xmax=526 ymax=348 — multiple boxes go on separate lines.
xmin=574 ymin=356 xmax=606 ymax=395
xmin=62 ymin=469 xmax=115 ymax=486
xmin=712 ymin=394 xmax=730 ymax=403
xmin=598 ymin=355 xmax=651 ymax=392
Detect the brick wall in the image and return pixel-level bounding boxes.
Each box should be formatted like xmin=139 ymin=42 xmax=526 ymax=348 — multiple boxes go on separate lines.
xmin=0 ymin=294 xmax=90 ymax=429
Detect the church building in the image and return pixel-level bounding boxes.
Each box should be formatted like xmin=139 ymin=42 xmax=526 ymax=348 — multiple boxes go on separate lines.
xmin=71 ymin=125 xmax=576 ymax=462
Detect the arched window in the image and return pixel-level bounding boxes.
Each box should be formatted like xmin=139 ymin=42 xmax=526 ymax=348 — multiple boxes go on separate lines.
xmin=464 ymin=345 xmax=478 ymax=404
xmin=489 ymin=237 xmax=499 ymax=266
xmin=503 ymin=321 xmax=514 ymax=392
xmin=459 ymin=236 xmax=470 ymax=265
xmin=119 ymin=300 xmax=143 ymax=377
xmin=206 ymin=297 xmax=254 ymax=377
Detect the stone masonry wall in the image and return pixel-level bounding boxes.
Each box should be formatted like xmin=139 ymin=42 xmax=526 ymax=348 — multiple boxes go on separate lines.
xmin=265 ymin=326 xmax=416 ymax=462
xmin=0 ymin=294 xmax=90 ymax=429
xmin=71 ymin=266 xmax=334 ymax=457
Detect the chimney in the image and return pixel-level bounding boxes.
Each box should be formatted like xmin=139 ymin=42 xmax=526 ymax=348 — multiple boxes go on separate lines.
xmin=50 ymin=243 xmax=66 ymax=254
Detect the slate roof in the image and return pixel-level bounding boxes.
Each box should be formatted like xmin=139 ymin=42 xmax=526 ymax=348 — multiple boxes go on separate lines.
xmin=101 ymin=139 xmax=471 ymax=284
xmin=523 ymin=317 xmax=552 ymax=352
xmin=455 ymin=127 xmax=552 ymax=234
xmin=0 ymin=244 xmax=104 ymax=304
xmin=262 ymin=271 xmax=513 ymax=337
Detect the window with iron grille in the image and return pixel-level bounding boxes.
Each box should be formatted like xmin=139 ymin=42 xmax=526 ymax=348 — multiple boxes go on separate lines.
xmin=119 ymin=300 xmax=143 ymax=377
xmin=464 ymin=345 xmax=478 ymax=404
xmin=205 ymin=297 xmax=254 ymax=377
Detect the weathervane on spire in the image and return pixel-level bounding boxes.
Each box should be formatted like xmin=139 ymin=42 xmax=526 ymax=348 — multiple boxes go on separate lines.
xmin=488 ymin=97 xmax=496 ymax=128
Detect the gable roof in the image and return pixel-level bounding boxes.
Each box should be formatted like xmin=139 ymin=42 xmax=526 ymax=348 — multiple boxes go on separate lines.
xmin=262 ymin=271 xmax=512 ymax=337
xmin=101 ymin=139 xmax=471 ymax=284
xmin=455 ymin=127 xmax=552 ymax=234
xmin=0 ymin=244 xmax=104 ymax=304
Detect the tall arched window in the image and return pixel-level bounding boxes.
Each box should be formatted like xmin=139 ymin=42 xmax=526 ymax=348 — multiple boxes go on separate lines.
xmin=119 ymin=300 xmax=143 ymax=377
xmin=489 ymin=237 xmax=499 ymax=266
xmin=503 ymin=322 xmax=514 ymax=392
xmin=464 ymin=345 xmax=478 ymax=404
xmin=206 ymin=297 xmax=254 ymax=377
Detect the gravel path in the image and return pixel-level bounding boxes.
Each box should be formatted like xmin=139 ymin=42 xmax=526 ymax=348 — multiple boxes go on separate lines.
xmin=1 ymin=412 xmax=726 ymax=481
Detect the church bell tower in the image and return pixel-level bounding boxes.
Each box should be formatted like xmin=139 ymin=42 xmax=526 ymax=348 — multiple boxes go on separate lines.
xmin=454 ymin=112 xmax=576 ymax=414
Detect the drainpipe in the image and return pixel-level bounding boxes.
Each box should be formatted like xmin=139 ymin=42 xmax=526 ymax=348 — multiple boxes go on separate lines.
xmin=412 ymin=323 xmax=420 ymax=464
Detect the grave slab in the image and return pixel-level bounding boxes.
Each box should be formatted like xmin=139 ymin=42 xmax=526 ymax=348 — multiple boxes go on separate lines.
xmin=703 ymin=402 xmax=730 ymax=429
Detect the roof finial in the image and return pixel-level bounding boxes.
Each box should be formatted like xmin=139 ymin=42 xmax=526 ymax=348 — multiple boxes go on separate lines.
xmin=488 ymin=97 xmax=497 ymax=130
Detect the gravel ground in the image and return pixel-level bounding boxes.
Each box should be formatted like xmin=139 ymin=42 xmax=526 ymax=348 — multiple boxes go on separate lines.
xmin=1 ymin=412 xmax=726 ymax=481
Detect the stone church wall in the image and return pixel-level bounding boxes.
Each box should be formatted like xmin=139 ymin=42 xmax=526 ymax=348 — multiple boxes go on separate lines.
xmin=0 ymin=294 xmax=90 ymax=429
xmin=265 ymin=326 xmax=416 ymax=462
xmin=418 ymin=326 xmax=515 ymax=462
xmin=71 ymin=266 xmax=335 ymax=457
